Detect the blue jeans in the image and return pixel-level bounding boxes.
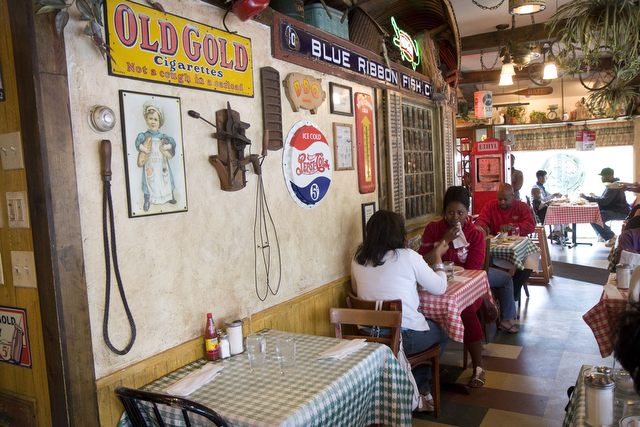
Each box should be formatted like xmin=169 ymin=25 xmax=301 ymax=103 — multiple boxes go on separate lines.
xmin=591 ymin=210 xmax=628 ymax=240
xmin=488 ymin=267 xmax=517 ymax=320
xmin=402 ymin=320 xmax=449 ymax=395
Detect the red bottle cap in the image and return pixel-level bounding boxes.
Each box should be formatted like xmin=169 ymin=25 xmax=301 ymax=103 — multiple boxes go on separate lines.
xmin=207 ymin=313 xmax=212 ymax=317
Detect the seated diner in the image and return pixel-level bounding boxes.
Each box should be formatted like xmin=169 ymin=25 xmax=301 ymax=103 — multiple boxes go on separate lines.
xmin=351 ymin=209 xmax=450 ymax=411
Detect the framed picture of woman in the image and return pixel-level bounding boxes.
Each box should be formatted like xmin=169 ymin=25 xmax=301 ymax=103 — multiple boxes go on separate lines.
xmin=119 ymin=91 xmax=188 ymax=217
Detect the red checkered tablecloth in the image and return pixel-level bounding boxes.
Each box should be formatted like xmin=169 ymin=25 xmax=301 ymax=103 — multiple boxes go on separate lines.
xmin=543 ymin=203 xmax=604 ymax=227
xmin=418 ymin=269 xmax=491 ymax=343
xmin=582 ymin=273 xmax=628 ymax=358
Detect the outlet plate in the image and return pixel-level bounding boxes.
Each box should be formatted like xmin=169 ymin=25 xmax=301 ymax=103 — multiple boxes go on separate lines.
xmin=0 ymin=132 xmax=24 ymax=170
xmin=6 ymin=191 xmax=30 ymax=229
xmin=11 ymin=251 xmax=37 ymax=288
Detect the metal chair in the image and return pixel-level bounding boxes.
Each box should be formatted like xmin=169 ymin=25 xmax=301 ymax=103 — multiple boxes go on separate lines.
xmin=343 ymin=294 xmax=441 ymax=418
xmin=115 ymin=386 xmax=230 ymax=427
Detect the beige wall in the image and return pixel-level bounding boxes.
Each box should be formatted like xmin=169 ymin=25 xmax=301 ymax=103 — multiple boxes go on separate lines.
xmin=63 ymin=1 xmax=376 ymax=379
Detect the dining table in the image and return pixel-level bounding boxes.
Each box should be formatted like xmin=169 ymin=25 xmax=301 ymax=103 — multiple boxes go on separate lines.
xmin=418 ymin=269 xmax=491 ymax=343
xmin=543 ymin=202 xmax=604 ymax=247
xmin=489 ymin=236 xmax=541 ymax=272
xmin=116 ymin=329 xmax=414 ymax=427
xmin=582 ymin=273 xmax=629 ymax=358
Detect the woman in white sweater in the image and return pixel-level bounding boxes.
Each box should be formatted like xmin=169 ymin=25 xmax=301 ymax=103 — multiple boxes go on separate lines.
xmin=351 ymin=210 xmax=449 ymax=412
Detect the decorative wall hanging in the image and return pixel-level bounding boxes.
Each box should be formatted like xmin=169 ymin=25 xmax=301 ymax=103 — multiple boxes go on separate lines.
xmin=0 ymin=306 xmax=31 ymax=367
xmin=390 ymin=17 xmax=420 ymax=71
xmin=355 ymin=93 xmax=375 ymax=194
xmin=260 ymin=67 xmax=284 ymax=150
xmin=361 ymin=202 xmax=376 ymax=241
xmin=329 ymin=82 xmax=353 ymax=116
xmin=282 ymin=120 xmax=332 ymax=209
xmin=333 ymin=123 xmax=354 ymax=171
xmin=105 ymin=0 xmax=254 ymax=97
xmin=283 ymin=72 xmax=326 ymax=114
xmin=119 ymin=91 xmax=188 ymax=217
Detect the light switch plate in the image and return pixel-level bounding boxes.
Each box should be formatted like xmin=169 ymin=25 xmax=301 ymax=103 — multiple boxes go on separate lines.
xmin=0 ymin=132 xmax=24 ymax=170
xmin=11 ymin=251 xmax=37 ymax=288
xmin=6 ymin=191 xmax=30 ymax=229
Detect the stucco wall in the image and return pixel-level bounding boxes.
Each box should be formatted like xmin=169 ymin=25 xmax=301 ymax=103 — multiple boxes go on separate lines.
xmin=63 ymin=1 xmax=376 ymax=379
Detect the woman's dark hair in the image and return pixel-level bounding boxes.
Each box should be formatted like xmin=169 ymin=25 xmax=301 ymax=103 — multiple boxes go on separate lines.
xmin=354 ymin=210 xmax=406 ymax=266
xmin=536 ymin=170 xmax=547 ymax=179
xmin=442 ymin=186 xmax=470 ymax=215
xmin=614 ymin=303 xmax=640 ymax=393
xmin=624 ymin=216 xmax=640 ymax=232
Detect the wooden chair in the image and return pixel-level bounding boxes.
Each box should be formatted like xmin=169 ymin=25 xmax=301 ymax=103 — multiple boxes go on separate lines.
xmin=115 ymin=386 xmax=230 ymax=427
xmin=343 ymin=294 xmax=441 ymax=418
xmin=529 ymin=225 xmax=554 ymax=284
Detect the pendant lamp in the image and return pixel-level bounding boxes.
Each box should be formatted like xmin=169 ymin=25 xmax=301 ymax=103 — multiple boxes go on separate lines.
xmin=509 ymin=0 xmax=545 ymax=15
xmin=543 ymin=62 xmax=558 ymax=79
xmin=499 ymin=73 xmax=514 ymax=86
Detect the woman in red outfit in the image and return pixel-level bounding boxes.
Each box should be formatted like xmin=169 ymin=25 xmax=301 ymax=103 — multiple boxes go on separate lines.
xmin=418 ymin=186 xmax=495 ymax=388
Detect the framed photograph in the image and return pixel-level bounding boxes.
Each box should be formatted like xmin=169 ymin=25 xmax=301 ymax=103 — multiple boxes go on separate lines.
xmin=329 ymin=82 xmax=353 ymax=116
xmin=119 ymin=90 xmax=188 ymax=217
xmin=361 ymin=202 xmax=377 ymax=241
xmin=333 ymin=123 xmax=354 ymax=171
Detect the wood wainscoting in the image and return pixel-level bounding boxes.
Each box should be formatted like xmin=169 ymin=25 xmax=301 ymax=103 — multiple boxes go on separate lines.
xmin=96 ymin=275 xmax=351 ymax=426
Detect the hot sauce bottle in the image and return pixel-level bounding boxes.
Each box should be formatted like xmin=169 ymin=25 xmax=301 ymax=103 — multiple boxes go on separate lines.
xmin=205 ymin=313 xmax=219 ymax=361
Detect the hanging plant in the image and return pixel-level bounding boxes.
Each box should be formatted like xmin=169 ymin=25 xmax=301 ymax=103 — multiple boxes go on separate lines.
xmin=457 ymin=100 xmax=471 ymax=122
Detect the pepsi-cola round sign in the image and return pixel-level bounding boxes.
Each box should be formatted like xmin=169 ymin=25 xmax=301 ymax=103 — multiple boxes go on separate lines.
xmin=283 ymin=121 xmax=332 ymax=209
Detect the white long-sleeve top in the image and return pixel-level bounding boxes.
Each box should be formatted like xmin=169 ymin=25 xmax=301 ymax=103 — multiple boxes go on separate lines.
xmin=351 ymin=249 xmax=447 ymax=331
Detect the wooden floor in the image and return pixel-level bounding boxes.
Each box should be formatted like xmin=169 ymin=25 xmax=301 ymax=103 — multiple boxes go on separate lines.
xmin=412 ymin=231 xmax=615 ymax=426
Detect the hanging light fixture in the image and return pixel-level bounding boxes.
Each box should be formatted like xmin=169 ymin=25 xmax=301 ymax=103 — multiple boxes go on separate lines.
xmin=543 ymin=61 xmax=558 ymax=79
xmin=499 ymin=73 xmax=514 ymax=86
xmin=509 ymin=0 xmax=545 ymax=15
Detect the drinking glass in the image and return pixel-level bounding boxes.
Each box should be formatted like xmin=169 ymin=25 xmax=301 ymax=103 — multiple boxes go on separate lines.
xmin=512 ymin=226 xmax=520 ymax=237
xmin=276 ymin=336 xmax=296 ymax=374
xmin=245 ymin=334 xmax=266 ymax=372
xmin=444 ymin=261 xmax=455 ymax=281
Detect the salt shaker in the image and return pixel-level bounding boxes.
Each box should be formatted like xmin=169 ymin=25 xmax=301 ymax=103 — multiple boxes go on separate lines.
xmin=584 ymin=366 xmax=615 ymax=426
xmin=219 ymin=333 xmax=231 ymax=359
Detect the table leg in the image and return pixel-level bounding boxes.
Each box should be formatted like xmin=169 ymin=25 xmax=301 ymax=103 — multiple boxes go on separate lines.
xmin=568 ymin=223 xmax=593 ymax=248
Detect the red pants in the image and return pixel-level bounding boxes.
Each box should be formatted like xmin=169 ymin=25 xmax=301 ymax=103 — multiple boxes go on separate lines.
xmin=461 ymin=297 xmax=483 ymax=342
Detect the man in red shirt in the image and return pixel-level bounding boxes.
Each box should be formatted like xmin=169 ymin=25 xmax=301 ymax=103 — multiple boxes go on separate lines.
xmin=475 ymin=183 xmax=535 ymax=304
xmin=475 ymin=183 xmax=536 ymax=236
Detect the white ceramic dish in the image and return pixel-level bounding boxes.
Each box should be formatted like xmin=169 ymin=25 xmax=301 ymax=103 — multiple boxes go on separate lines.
xmin=620 ymin=415 xmax=640 ymax=427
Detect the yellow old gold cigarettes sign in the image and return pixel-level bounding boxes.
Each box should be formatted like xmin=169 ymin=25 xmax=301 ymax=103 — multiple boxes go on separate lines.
xmin=105 ymin=0 xmax=253 ymax=97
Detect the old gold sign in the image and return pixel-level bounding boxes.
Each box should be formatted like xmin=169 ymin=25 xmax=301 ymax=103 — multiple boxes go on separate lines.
xmin=105 ymin=0 xmax=253 ymax=97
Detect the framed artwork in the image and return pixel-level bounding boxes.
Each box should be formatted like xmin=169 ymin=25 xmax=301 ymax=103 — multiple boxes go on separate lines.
xmin=333 ymin=123 xmax=354 ymax=171
xmin=361 ymin=202 xmax=376 ymax=241
xmin=119 ymin=90 xmax=188 ymax=217
xmin=329 ymin=82 xmax=353 ymax=116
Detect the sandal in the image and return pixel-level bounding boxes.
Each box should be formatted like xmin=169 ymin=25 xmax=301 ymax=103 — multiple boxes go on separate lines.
xmin=469 ymin=366 xmax=485 ymax=388
xmin=498 ymin=323 xmax=519 ymax=333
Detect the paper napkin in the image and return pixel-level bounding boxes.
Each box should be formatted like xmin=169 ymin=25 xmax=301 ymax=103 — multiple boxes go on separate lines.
xmin=604 ymin=283 xmax=623 ymax=300
xmin=317 ymin=339 xmax=367 ymax=360
xmin=165 ymin=363 xmax=224 ymax=396
xmin=452 ymin=222 xmax=469 ymax=249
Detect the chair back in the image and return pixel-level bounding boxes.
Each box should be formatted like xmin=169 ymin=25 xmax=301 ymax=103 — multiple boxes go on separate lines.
xmin=115 ymin=386 xmax=230 ymax=427
xmin=329 ymin=307 xmax=402 ymax=356
xmin=347 ymin=293 xmax=401 ymax=311
xmin=526 ymin=195 xmax=542 ymax=225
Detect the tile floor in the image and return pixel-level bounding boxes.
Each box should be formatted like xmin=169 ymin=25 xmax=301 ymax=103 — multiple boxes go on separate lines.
xmin=412 ymin=234 xmax=615 ymax=426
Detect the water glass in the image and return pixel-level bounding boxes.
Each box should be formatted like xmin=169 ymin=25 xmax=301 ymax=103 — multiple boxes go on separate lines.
xmin=246 ymin=334 xmax=266 ymax=372
xmin=512 ymin=226 xmax=520 ymax=237
xmin=444 ymin=261 xmax=455 ymax=281
xmin=276 ymin=336 xmax=296 ymax=374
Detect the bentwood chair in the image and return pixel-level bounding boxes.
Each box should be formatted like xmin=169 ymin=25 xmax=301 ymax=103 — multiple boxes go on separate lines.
xmin=115 ymin=386 xmax=230 ymax=427
xmin=343 ymin=294 xmax=441 ymax=418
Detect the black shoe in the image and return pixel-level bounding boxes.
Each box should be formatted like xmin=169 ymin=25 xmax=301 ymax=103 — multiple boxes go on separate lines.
xmin=143 ymin=200 xmax=150 ymax=211
xmin=168 ymin=199 xmax=177 ymax=204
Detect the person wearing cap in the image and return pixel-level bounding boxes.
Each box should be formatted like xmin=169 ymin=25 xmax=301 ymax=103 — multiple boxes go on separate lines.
xmin=580 ymin=167 xmax=630 ymax=247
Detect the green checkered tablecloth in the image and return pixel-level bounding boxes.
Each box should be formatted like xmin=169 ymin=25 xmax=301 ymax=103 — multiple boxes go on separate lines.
xmin=490 ymin=237 xmax=540 ymax=271
xmin=563 ymin=365 xmax=589 ymax=427
xmin=117 ymin=329 xmax=413 ymax=427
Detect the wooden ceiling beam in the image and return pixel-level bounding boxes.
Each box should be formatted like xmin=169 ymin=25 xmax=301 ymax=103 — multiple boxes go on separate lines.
xmin=458 ymin=69 xmax=531 ymax=85
xmin=461 ymin=19 xmax=566 ymax=55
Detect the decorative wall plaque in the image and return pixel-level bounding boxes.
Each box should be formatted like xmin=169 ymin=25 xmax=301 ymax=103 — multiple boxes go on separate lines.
xmin=283 ymin=72 xmax=326 ymax=114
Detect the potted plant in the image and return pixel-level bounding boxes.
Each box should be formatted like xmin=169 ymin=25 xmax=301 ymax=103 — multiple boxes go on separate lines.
xmin=529 ymin=110 xmax=547 ymax=124
xmin=506 ymin=106 xmax=525 ymax=124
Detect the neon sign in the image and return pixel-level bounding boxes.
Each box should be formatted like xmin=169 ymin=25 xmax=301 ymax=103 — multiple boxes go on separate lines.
xmin=391 ymin=17 xmax=420 ymax=71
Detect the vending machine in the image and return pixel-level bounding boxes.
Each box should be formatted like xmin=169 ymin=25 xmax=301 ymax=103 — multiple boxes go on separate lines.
xmin=470 ymin=137 xmax=510 ymax=214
